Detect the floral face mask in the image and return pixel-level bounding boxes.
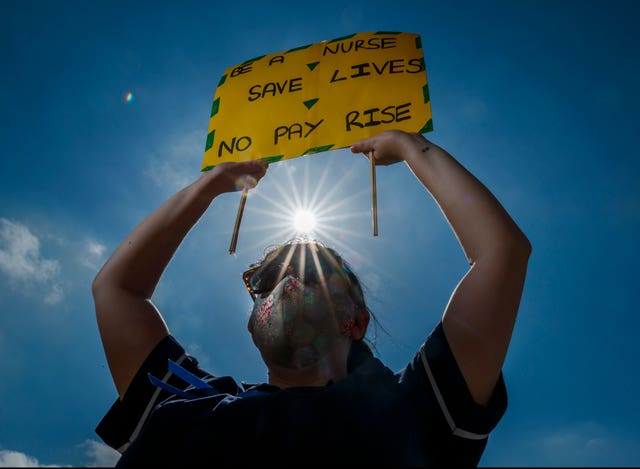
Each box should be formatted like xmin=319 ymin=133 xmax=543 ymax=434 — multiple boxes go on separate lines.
xmin=249 ymin=275 xmax=356 ymax=369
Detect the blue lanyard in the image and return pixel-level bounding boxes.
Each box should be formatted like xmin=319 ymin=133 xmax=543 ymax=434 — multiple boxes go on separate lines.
xmin=148 ymin=359 xmax=267 ymax=400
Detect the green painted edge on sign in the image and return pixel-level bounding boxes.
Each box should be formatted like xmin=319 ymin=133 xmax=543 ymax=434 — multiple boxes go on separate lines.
xmin=328 ymin=33 xmax=356 ymax=43
xmin=303 ymin=98 xmax=319 ymax=109
xmin=210 ymin=98 xmax=220 ymax=117
xmin=218 ymin=74 xmax=227 ymax=86
xmin=242 ymin=54 xmax=266 ymax=64
xmin=415 ymin=36 xmax=422 ymax=49
xmin=374 ymin=31 xmax=401 ymax=35
xmin=202 ymin=154 xmax=284 ymax=171
xmin=419 ymin=119 xmax=434 ymax=134
xmin=306 ymin=62 xmax=320 ymax=71
xmin=303 ymin=144 xmax=334 ymax=154
xmin=205 ymin=130 xmax=215 ymax=152
xmin=423 ymin=84 xmax=430 ymax=103
xmin=261 ymin=155 xmax=284 ymax=164
xmin=286 ymin=44 xmax=312 ymax=54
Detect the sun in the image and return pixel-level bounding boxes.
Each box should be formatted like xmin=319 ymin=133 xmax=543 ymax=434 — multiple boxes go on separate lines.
xmin=235 ymin=155 xmax=369 ymax=257
xmin=292 ymin=209 xmax=317 ymax=233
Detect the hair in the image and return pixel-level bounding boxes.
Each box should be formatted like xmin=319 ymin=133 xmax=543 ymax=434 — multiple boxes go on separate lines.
xmin=250 ymin=237 xmax=379 ymax=373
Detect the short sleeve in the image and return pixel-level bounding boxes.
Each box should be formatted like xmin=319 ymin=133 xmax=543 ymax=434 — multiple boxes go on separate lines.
xmin=398 ymin=321 xmax=508 ymax=465
xmin=95 ymin=335 xmax=236 ymax=452
xmin=419 ymin=322 xmax=508 ymax=439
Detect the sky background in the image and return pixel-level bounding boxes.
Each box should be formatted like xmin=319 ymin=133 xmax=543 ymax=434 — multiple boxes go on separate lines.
xmin=1 ymin=0 xmax=639 ymax=466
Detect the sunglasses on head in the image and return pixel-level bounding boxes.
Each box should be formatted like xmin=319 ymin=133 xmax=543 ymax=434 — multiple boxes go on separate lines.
xmin=242 ymin=246 xmax=352 ymax=301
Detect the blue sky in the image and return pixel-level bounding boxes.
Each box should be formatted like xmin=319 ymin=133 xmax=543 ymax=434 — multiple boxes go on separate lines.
xmin=1 ymin=0 xmax=639 ymax=466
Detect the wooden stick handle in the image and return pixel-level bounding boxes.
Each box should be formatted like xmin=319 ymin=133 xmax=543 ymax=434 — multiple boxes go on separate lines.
xmin=369 ymin=151 xmax=378 ymax=236
xmin=229 ymin=189 xmax=248 ymax=254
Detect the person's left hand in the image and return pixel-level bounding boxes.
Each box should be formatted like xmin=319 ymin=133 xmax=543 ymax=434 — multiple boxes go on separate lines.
xmin=350 ymin=130 xmax=426 ymax=166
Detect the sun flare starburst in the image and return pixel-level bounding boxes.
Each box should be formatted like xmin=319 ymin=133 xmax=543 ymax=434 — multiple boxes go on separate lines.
xmin=235 ymin=153 xmax=375 ymax=263
xmin=292 ymin=209 xmax=317 ymax=233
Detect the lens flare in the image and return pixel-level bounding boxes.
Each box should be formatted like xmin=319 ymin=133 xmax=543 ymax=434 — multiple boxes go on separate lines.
xmin=235 ymin=175 xmax=258 ymax=191
xmin=292 ymin=210 xmax=317 ymax=233
xmin=125 ymin=92 xmax=134 ymax=103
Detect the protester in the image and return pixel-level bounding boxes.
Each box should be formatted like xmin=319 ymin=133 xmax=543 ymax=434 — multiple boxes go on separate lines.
xmin=94 ymin=129 xmax=531 ymax=466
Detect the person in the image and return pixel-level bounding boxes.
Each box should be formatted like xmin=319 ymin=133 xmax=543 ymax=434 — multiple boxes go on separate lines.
xmin=93 ymin=130 xmax=531 ymax=466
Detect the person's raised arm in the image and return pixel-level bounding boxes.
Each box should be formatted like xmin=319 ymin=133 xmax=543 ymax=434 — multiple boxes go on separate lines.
xmin=92 ymin=161 xmax=268 ymax=398
xmin=351 ymin=131 xmax=531 ymax=405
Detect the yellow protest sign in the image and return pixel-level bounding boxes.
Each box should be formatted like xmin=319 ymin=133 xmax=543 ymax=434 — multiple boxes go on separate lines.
xmin=202 ymin=31 xmax=432 ymax=170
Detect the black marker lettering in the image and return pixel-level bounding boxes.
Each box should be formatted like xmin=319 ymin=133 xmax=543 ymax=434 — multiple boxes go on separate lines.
xmin=304 ymin=119 xmax=324 ymax=137
xmin=289 ymin=123 xmax=303 ymax=139
xmin=396 ymin=102 xmax=411 ymax=122
xmin=323 ymin=44 xmax=339 ymax=56
xmin=363 ymin=108 xmax=381 ymax=127
xmin=274 ymin=126 xmax=288 ymax=145
xmin=345 ymin=103 xmax=413 ymax=131
xmin=247 ymin=78 xmax=304 ymax=101
xmin=235 ymin=136 xmax=251 ymax=151
xmin=350 ymin=63 xmax=371 ymax=78
xmin=269 ymin=55 xmax=285 ymax=65
xmin=372 ymin=61 xmax=390 ymax=75
xmin=340 ymin=42 xmax=354 ymax=54
xmin=322 ymin=36 xmax=398 ymax=56
xmin=389 ymin=59 xmax=404 ymax=74
xmin=289 ymin=77 xmax=303 ymax=92
xmin=230 ymin=63 xmax=252 ymax=77
xmin=364 ymin=37 xmax=381 ymax=49
xmin=274 ymin=119 xmax=324 ymax=144
xmin=380 ymin=106 xmax=395 ymax=123
xmin=345 ymin=111 xmax=362 ymax=131
xmin=218 ymin=139 xmax=234 ymax=157
xmin=248 ymin=85 xmax=261 ymax=102
xmin=263 ymin=82 xmax=277 ymax=98
xmin=218 ymin=136 xmax=252 ymax=157
xmin=330 ymin=69 xmax=347 ymax=83
xmin=406 ymin=57 xmax=425 ymax=73
xmin=380 ymin=37 xmax=397 ymax=49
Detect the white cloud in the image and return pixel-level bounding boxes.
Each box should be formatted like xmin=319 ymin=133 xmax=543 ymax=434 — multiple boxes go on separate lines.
xmin=0 ymin=442 xmax=120 ymax=468
xmin=538 ymin=421 xmax=640 ymax=466
xmin=146 ymin=160 xmax=194 ymax=194
xmin=0 ymin=449 xmax=60 ymax=467
xmin=542 ymin=421 xmax=606 ymax=451
xmin=82 ymin=440 xmax=120 ymax=467
xmin=43 ymin=284 xmax=64 ymax=305
xmin=0 ymin=218 xmax=63 ymax=304
xmin=78 ymin=240 xmax=107 ymax=270
xmin=0 ymin=219 xmax=59 ymax=283
xmin=145 ymin=129 xmax=201 ymax=195
xmin=485 ymin=422 xmax=640 ymax=466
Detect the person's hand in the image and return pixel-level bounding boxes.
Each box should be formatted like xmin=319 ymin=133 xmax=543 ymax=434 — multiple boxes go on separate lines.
xmin=350 ymin=130 xmax=428 ymax=166
xmin=200 ymin=160 xmax=269 ymax=197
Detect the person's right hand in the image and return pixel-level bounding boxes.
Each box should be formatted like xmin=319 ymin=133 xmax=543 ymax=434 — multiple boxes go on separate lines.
xmin=200 ymin=160 xmax=269 ymax=197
